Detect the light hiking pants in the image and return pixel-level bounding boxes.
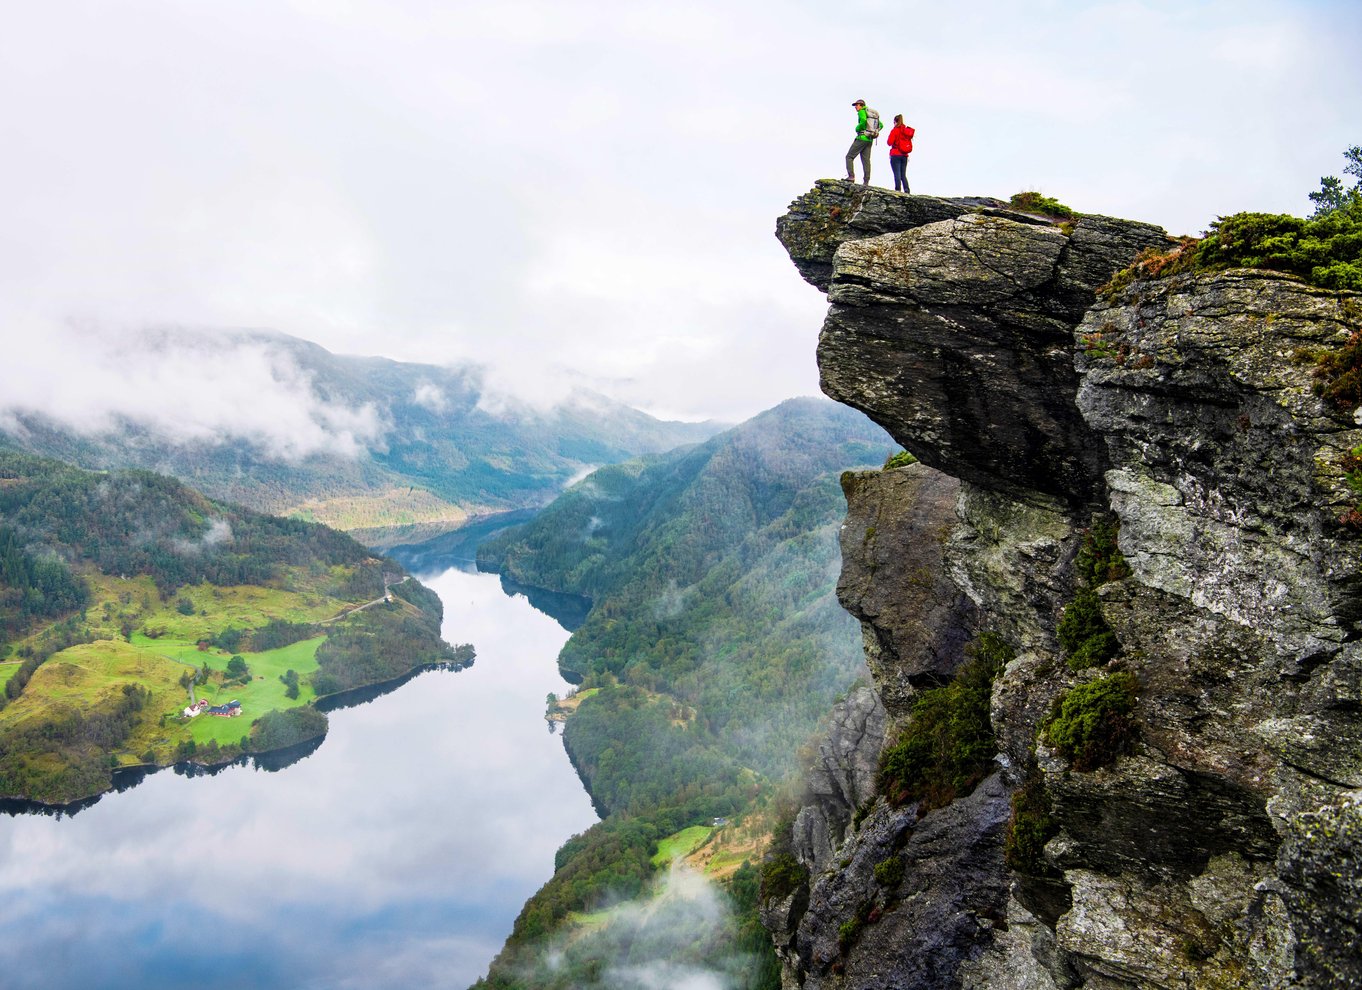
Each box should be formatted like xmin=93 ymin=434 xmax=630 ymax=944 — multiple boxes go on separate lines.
xmin=846 ymin=138 xmax=872 ymax=184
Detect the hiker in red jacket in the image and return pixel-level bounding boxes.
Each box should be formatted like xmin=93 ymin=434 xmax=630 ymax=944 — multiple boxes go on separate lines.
xmin=887 ymin=115 xmax=915 ymax=193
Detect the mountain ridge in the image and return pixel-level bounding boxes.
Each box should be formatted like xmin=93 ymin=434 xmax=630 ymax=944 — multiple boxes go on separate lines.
xmin=471 ymin=397 xmax=893 ymax=990
xmin=1 ymin=327 xmax=723 ymax=547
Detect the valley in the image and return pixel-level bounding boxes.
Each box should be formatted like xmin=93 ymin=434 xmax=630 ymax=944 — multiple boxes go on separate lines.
xmin=472 ymin=398 xmax=893 ymax=990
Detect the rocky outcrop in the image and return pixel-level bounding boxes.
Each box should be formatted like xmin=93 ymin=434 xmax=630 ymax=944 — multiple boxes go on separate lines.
xmin=783 ymin=180 xmax=1167 ymax=507
xmin=837 ymin=464 xmax=976 ymax=716
xmin=764 ymin=181 xmax=1362 ymax=990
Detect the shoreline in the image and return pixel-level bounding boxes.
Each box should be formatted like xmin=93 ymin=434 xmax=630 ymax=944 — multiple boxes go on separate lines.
xmin=0 ymin=656 xmax=473 ymax=814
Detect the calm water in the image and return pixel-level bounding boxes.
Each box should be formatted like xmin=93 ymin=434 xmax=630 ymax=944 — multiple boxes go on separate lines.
xmin=0 ymin=567 xmax=598 ymax=989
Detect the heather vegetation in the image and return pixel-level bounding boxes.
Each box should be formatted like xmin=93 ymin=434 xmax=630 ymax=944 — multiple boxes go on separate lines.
xmin=1101 ymin=146 xmax=1362 ymax=298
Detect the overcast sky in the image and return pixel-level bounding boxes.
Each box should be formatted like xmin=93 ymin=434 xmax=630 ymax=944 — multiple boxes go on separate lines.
xmin=2 ymin=0 xmax=1358 ymax=428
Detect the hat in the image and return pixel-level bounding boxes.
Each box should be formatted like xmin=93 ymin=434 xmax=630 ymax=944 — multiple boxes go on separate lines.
xmin=852 ymin=99 xmax=865 ymax=106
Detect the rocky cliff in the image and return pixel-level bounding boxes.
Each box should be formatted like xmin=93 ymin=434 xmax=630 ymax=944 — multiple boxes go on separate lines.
xmin=762 ymin=180 xmax=1362 ymax=989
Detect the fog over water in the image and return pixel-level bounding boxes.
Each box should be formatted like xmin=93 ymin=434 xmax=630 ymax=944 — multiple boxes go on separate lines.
xmin=0 ymin=568 xmax=598 ymax=990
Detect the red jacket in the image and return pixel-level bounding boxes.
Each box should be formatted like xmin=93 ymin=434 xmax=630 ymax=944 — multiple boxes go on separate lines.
xmin=887 ymin=123 xmax=915 ymax=157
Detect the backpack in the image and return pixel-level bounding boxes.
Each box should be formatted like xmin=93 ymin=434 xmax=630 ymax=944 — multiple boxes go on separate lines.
xmin=863 ymin=108 xmax=882 ymax=140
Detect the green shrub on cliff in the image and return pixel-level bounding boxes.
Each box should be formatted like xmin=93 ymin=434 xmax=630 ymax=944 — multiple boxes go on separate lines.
xmin=760 ymin=852 xmax=809 ymax=904
xmin=1009 ymin=191 xmax=1076 ymax=220
xmin=878 ymin=632 xmax=1013 ymax=810
xmin=1101 ymin=153 xmax=1362 ymax=298
xmin=882 ymin=449 xmax=918 ymax=470
xmin=1058 ymin=591 xmax=1120 ymax=669
xmin=1044 ymin=671 xmax=1139 ymax=771
xmin=1059 ymin=521 xmax=1127 ymax=670
xmin=1004 ymin=771 xmax=1057 ymax=874
xmin=1195 ymin=202 xmax=1362 ymax=291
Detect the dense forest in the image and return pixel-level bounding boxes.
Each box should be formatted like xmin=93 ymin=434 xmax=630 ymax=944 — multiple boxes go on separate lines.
xmin=0 ymin=449 xmax=464 ymax=803
xmin=314 ymin=578 xmax=470 ymax=695
xmin=474 ymin=399 xmax=890 ymax=990
xmin=0 ymin=450 xmax=371 ymax=596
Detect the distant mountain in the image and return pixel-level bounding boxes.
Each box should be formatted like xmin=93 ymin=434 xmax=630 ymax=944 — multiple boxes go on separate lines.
xmin=0 ymin=328 xmax=722 ymax=547
xmin=473 ymin=398 xmax=894 ymax=989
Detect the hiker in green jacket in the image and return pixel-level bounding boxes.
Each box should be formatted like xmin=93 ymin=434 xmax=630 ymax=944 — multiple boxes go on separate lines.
xmin=845 ymin=99 xmax=879 ymax=186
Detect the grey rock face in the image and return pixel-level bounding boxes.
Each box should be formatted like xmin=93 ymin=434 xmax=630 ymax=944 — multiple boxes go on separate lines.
xmin=775 ymin=774 xmax=1012 ymax=990
xmin=793 ymin=684 xmax=887 ymax=874
xmin=776 ymin=180 xmax=999 ymax=292
xmin=837 ymin=463 xmax=975 ymax=716
xmin=1077 ymin=271 xmax=1362 ymax=656
xmin=766 ymin=183 xmax=1362 ymax=990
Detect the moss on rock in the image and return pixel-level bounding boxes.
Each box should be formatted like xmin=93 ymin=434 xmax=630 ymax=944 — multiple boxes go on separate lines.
xmin=1044 ymin=671 xmax=1139 ymax=771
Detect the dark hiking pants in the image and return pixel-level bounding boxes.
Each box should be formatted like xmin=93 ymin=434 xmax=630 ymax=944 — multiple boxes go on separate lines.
xmin=845 ymin=138 xmax=872 ymax=184
xmin=891 ymin=155 xmax=909 ymax=193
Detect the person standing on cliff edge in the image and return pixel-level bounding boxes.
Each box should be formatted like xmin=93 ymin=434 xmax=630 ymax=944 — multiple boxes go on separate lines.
xmin=887 ymin=114 xmax=915 ymax=193
xmin=845 ymin=99 xmax=879 ymax=185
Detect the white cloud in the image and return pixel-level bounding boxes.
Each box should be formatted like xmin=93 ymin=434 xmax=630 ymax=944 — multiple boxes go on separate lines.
xmin=0 ymin=323 xmax=386 ymax=460
xmin=412 ymin=382 xmax=449 ymax=413
xmin=0 ymin=1 xmax=1356 ymax=423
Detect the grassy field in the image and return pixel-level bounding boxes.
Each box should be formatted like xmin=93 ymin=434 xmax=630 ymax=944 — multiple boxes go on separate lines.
xmin=287 ymin=487 xmax=470 ymax=533
xmin=1 ymin=639 xmax=189 ymax=759
xmin=690 ymin=811 xmax=770 ymax=881
xmin=1 ymin=567 xmax=368 ymax=775
xmin=650 ymin=825 xmax=714 ymax=867
xmin=84 ymin=572 xmax=351 ymax=646
xmin=564 ymin=906 xmax=624 ymax=932
xmin=185 ymin=637 xmax=323 ymax=745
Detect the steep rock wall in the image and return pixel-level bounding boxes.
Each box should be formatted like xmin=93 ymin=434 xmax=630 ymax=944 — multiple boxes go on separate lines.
xmin=765 ymin=181 xmax=1362 ymax=990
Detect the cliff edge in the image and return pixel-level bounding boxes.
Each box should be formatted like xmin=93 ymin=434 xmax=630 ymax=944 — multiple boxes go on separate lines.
xmin=763 ymin=180 xmax=1362 ymax=989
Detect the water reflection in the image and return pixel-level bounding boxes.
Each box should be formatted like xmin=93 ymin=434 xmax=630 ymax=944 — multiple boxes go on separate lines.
xmin=388 ymin=508 xmax=539 ymax=574
xmin=0 ymin=569 xmax=598 ymax=990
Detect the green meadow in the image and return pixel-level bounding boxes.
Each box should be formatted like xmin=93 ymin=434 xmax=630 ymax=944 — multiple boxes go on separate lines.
xmin=184 ymin=637 xmax=323 ymax=746
xmin=650 ymin=825 xmax=714 ymax=867
xmin=2 ymin=570 xmax=355 ymax=771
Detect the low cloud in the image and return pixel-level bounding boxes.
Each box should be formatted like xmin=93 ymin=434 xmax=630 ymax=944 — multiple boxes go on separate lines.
xmin=519 ymin=864 xmax=753 ymax=990
xmin=412 ymin=382 xmax=449 ymax=413
xmin=0 ymin=323 xmax=386 ymax=461
xmin=172 ymin=518 xmax=234 ymax=556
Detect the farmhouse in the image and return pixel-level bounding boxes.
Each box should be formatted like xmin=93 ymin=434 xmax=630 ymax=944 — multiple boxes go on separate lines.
xmin=206 ymin=700 xmax=243 ymax=718
xmin=182 ymin=700 xmax=209 ymax=718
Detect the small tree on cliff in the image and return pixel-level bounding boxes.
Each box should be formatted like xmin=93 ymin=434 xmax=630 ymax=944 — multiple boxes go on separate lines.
xmin=1309 ymin=145 xmax=1362 ymax=217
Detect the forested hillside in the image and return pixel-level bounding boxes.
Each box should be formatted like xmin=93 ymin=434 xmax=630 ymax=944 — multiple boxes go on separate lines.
xmin=473 ymin=399 xmax=893 ymax=989
xmin=0 ymin=328 xmax=722 ymax=546
xmin=0 ymin=450 xmax=466 ymax=804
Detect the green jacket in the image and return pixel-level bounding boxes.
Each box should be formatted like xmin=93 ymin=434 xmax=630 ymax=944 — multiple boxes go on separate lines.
xmin=855 ymin=107 xmax=875 ymax=141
